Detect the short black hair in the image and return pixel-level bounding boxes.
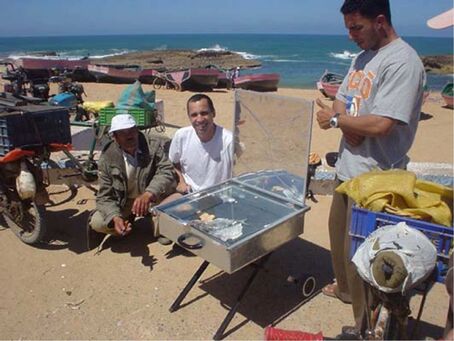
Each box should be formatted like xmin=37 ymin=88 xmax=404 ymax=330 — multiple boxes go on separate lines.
xmin=186 ymin=93 xmax=215 ymax=113
xmin=341 ymin=0 xmax=392 ymax=25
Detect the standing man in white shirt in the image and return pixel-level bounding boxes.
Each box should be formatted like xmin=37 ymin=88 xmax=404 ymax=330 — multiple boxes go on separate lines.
xmin=169 ymin=94 xmax=233 ymax=194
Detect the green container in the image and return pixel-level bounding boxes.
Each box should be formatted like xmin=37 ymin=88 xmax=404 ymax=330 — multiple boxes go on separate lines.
xmin=99 ymin=108 xmax=156 ymax=128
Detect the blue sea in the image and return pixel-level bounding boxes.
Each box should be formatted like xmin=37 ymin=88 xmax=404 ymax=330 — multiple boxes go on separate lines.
xmin=0 ymin=34 xmax=452 ymax=90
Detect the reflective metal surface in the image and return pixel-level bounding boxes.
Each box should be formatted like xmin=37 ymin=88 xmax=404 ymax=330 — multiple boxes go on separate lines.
xmin=157 ymin=91 xmax=314 ymax=273
xmin=233 ymin=90 xmax=313 ymax=202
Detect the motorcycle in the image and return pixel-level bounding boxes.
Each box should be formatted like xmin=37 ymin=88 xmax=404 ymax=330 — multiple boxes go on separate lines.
xmin=49 ymin=69 xmax=89 ymax=121
xmin=0 ymin=94 xmax=72 ymax=244
xmin=1 ymin=62 xmax=50 ymax=100
xmin=0 ymin=147 xmax=51 ymax=244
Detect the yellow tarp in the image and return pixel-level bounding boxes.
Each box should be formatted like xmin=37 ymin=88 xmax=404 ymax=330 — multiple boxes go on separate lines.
xmin=336 ymin=170 xmax=453 ymax=227
xmin=82 ymin=101 xmax=114 ymax=113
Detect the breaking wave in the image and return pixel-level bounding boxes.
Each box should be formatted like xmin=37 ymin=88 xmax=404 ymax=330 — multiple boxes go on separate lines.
xmin=330 ymin=50 xmax=357 ymax=60
xmin=197 ymin=44 xmax=228 ymax=53
xmin=8 ymin=49 xmax=132 ymax=60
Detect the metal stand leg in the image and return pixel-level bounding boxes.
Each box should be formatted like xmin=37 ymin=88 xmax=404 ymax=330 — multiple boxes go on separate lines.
xmin=213 ymin=254 xmax=271 ymax=340
xmin=169 ymin=260 xmax=209 ymax=312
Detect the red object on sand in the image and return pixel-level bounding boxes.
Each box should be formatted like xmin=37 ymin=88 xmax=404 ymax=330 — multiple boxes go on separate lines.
xmin=264 ymin=326 xmax=324 ymax=341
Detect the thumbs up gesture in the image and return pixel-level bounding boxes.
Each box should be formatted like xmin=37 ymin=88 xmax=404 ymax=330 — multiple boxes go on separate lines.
xmin=315 ymin=98 xmax=335 ymax=130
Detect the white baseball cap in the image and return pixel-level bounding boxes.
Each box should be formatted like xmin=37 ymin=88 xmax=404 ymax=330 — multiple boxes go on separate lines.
xmin=109 ymin=114 xmax=137 ymax=133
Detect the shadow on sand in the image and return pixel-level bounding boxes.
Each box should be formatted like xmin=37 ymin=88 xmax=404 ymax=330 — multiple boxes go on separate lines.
xmin=38 ymin=208 xmax=158 ymax=270
xmin=169 ymin=238 xmax=333 ymax=338
xmin=420 ymin=111 xmax=434 ymax=121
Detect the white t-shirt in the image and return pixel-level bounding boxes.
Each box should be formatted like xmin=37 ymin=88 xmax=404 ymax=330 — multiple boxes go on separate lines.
xmin=169 ymin=125 xmax=233 ymax=192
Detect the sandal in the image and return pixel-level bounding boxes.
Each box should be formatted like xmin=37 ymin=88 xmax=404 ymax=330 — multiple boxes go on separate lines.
xmin=322 ymin=282 xmax=338 ymax=298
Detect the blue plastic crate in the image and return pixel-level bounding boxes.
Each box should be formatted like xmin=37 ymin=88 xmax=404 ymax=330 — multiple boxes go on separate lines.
xmin=0 ymin=106 xmax=71 ymax=156
xmin=349 ymin=206 xmax=453 ymax=283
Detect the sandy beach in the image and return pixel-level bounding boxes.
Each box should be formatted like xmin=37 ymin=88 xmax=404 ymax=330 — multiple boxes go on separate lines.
xmin=0 ymin=82 xmax=452 ymax=339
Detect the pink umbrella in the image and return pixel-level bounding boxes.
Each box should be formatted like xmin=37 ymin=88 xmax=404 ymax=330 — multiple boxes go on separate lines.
xmin=427 ymin=8 xmax=454 ymax=29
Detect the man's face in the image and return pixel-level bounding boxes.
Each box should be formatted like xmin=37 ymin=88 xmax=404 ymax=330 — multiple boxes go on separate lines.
xmin=344 ymin=12 xmax=381 ymax=51
xmin=113 ymin=126 xmax=139 ymax=154
xmin=188 ymin=98 xmax=215 ymax=142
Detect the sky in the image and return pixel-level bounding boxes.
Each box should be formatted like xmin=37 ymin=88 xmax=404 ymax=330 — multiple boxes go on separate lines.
xmin=1 ymin=0 xmax=453 ymax=38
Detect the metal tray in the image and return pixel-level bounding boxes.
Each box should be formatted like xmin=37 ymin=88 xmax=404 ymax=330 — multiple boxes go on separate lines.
xmin=156 ymin=174 xmax=309 ymax=274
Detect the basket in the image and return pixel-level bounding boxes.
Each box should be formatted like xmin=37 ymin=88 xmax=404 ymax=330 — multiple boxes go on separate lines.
xmin=349 ymin=206 xmax=453 ymax=283
xmin=98 ymin=107 xmax=156 ymax=128
xmin=0 ymin=106 xmax=71 ymax=156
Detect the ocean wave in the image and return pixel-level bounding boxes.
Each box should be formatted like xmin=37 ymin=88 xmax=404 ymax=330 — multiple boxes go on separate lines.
xmin=268 ymin=59 xmax=305 ymax=63
xmin=154 ymin=45 xmax=168 ymax=51
xmin=89 ymin=50 xmax=134 ymax=59
xmin=8 ymin=49 xmax=133 ymax=60
xmin=197 ymin=44 xmax=228 ymax=53
xmin=234 ymin=51 xmax=261 ymax=60
xmin=330 ymin=50 xmax=357 ymax=60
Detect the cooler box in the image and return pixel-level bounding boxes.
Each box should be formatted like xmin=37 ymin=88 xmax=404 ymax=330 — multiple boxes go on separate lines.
xmin=0 ymin=104 xmax=71 ymax=156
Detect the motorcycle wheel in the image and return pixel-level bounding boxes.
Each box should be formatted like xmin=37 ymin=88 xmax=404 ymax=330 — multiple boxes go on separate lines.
xmin=3 ymin=200 xmax=47 ymax=244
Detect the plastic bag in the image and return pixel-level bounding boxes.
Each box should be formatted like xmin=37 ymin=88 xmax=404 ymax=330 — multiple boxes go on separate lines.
xmin=16 ymin=161 xmax=36 ymax=200
xmin=352 ymin=222 xmax=437 ymax=293
xmin=116 ymin=80 xmax=156 ymax=112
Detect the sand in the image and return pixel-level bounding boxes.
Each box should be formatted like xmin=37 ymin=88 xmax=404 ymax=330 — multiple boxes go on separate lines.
xmin=0 ymin=82 xmax=452 ymax=340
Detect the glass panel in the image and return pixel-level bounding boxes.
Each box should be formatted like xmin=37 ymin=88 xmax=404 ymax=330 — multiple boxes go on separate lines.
xmin=233 ymin=90 xmax=313 ymax=202
xmin=162 ymin=181 xmax=301 ymax=246
xmin=236 ymin=170 xmax=306 ymax=203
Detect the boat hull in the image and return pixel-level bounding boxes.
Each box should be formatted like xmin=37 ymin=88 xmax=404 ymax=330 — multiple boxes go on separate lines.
xmin=442 ymin=82 xmax=454 ymax=109
xmin=233 ymin=73 xmax=280 ymax=92
xmin=14 ymin=57 xmax=94 ymax=81
xmin=317 ymin=71 xmax=343 ymax=100
xmin=166 ymin=69 xmax=219 ymax=91
xmin=88 ymin=64 xmax=141 ymax=84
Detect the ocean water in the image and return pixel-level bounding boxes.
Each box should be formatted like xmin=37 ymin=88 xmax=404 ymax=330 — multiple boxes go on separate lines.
xmin=0 ymin=34 xmax=452 ymax=90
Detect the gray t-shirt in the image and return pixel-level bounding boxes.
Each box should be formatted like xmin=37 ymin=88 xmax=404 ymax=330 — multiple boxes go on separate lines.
xmin=335 ymin=38 xmax=425 ymax=181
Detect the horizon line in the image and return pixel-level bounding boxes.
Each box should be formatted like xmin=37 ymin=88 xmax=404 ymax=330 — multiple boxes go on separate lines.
xmin=0 ymin=32 xmax=452 ymax=39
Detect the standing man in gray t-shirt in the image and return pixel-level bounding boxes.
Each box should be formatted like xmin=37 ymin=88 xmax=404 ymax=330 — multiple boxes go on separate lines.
xmin=315 ymin=0 xmax=425 ymax=336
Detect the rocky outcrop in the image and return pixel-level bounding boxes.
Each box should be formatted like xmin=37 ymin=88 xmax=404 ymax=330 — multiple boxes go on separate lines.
xmin=93 ymin=50 xmax=261 ymax=71
xmin=421 ymin=55 xmax=453 ymax=74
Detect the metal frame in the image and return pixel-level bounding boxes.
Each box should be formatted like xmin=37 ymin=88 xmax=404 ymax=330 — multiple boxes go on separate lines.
xmin=169 ymin=254 xmax=272 ymax=340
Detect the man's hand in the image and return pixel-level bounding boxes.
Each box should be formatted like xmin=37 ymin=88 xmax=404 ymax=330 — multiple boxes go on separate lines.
xmin=176 ymin=181 xmax=191 ymax=194
xmin=112 ymin=216 xmax=132 ymax=236
xmin=343 ymin=131 xmax=365 ymax=147
xmin=316 ymin=98 xmax=335 ymax=130
xmin=132 ymin=191 xmax=157 ymax=217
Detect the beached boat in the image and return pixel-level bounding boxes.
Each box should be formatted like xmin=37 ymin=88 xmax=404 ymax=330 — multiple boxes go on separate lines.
xmin=15 ymin=57 xmax=90 ymax=71
xmin=139 ymin=69 xmax=160 ymax=84
xmin=441 ymin=82 xmax=454 ymax=108
xmin=233 ymin=73 xmax=280 ymax=92
xmin=165 ymin=68 xmax=219 ymax=91
xmin=13 ymin=57 xmax=93 ymax=81
xmin=317 ymin=70 xmax=344 ymax=100
xmin=88 ymin=64 xmax=141 ymax=84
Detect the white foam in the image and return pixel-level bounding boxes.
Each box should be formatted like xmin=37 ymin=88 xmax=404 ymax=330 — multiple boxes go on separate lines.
xmin=330 ymin=50 xmax=357 ymax=60
xmin=196 ymin=44 xmax=228 ymax=53
xmin=234 ymin=51 xmax=261 ymax=60
xmin=8 ymin=49 xmax=132 ymax=60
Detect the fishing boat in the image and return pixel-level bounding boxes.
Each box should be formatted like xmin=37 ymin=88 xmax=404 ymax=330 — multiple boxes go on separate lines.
xmin=165 ymin=68 xmax=219 ymax=91
xmin=139 ymin=69 xmax=160 ymax=84
xmin=441 ymin=82 xmax=454 ymax=108
xmin=14 ymin=57 xmax=90 ymax=71
xmin=204 ymin=65 xmax=233 ymax=89
xmin=88 ymin=64 xmax=141 ymax=84
xmin=317 ymin=70 xmax=344 ymax=100
xmin=233 ymin=73 xmax=280 ymax=92
xmin=13 ymin=57 xmax=93 ymax=81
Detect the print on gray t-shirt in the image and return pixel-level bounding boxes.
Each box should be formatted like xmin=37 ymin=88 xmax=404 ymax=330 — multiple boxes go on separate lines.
xmin=335 ymin=38 xmax=425 ymax=181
